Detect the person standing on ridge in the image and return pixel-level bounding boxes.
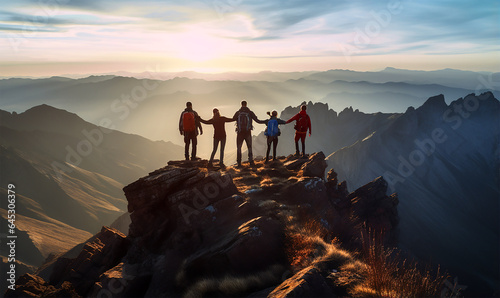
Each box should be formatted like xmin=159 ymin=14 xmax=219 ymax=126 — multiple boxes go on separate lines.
xmin=179 ymin=102 xmax=203 ymax=161
xmin=263 ymin=111 xmax=287 ymax=163
xmin=232 ymin=100 xmax=264 ymax=167
xmin=200 ymin=108 xmax=235 ymax=169
xmin=286 ymin=104 xmax=312 ymax=157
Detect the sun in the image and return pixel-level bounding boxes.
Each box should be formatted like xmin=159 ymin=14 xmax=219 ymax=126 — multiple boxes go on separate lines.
xmin=174 ymin=29 xmax=225 ymax=62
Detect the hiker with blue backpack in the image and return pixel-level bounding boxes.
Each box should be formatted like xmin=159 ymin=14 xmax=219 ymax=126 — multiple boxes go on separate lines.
xmin=263 ymin=110 xmax=287 ymax=163
xmin=233 ymin=100 xmax=264 ymax=167
xmin=179 ymin=102 xmax=203 ymax=161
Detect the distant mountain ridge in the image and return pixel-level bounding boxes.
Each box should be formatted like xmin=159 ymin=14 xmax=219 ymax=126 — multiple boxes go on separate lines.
xmin=1 ymin=68 xmax=498 ymax=153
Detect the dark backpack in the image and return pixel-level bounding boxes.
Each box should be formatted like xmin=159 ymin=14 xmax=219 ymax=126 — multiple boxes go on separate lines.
xmin=295 ymin=114 xmax=309 ymax=132
xmin=265 ymin=119 xmax=280 ymax=137
xmin=182 ymin=111 xmax=196 ymax=132
xmin=236 ymin=111 xmax=251 ymax=133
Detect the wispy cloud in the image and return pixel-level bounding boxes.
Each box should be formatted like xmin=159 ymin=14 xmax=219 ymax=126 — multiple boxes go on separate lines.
xmin=0 ymin=0 xmax=498 ymax=75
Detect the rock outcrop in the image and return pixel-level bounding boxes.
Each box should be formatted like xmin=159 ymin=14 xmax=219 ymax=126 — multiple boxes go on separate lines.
xmin=6 ymin=153 xmax=398 ymax=297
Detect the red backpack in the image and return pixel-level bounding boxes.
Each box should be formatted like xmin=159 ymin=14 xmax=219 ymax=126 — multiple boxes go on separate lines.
xmin=295 ymin=114 xmax=309 ymax=132
xmin=182 ymin=111 xmax=196 ymax=132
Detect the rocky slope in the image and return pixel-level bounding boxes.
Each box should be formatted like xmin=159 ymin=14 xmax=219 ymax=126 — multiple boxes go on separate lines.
xmin=6 ymin=153 xmax=398 ymax=297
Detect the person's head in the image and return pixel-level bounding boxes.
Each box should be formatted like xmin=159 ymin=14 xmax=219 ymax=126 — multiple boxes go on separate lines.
xmin=213 ymin=108 xmax=220 ymax=118
xmin=272 ymin=110 xmax=278 ymax=117
xmin=241 ymin=100 xmax=247 ymax=107
xmin=301 ymin=104 xmax=307 ymax=111
xmin=186 ymin=102 xmax=192 ymax=109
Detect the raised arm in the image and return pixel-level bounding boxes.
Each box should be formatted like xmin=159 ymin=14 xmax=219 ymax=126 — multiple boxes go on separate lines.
xmin=199 ymin=117 xmax=214 ymax=125
xmin=250 ymin=111 xmax=266 ymax=124
xmin=307 ymin=115 xmax=312 ymax=134
xmin=221 ymin=116 xmax=236 ymax=123
xmin=194 ymin=112 xmax=203 ymax=135
xmin=285 ymin=113 xmax=300 ymax=124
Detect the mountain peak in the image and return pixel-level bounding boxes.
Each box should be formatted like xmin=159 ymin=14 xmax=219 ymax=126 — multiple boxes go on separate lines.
xmin=8 ymin=153 xmax=399 ymax=297
xmin=420 ymin=94 xmax=447 ymax=110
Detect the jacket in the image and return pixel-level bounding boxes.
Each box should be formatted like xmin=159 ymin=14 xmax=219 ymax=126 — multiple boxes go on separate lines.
xmin=286 ymin=110 xmax=311 ymax=134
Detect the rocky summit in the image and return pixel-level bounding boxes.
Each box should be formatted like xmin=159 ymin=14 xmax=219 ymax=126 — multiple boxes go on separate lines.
xmin=6 ymin=152 xmax=399 ymax=298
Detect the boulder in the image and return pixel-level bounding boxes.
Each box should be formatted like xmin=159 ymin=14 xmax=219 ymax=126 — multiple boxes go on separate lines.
xmin=300 ymin=152 xmax=327 ymax=178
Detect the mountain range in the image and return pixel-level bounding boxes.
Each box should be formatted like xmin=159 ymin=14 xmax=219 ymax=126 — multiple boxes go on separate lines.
xmin=1 ymin=68 xmax=498 ymax=158
xmin=327 ymin=92 xmax=500 ymax=293
xmin=0 ymin=68 xmax=498 ymax=295
xmin=0 ymin=105 xmax=182 ymax=270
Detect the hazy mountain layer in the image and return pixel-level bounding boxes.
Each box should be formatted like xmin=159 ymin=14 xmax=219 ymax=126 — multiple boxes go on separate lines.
xmin=0 ymin=105 xmax=183 ymax=267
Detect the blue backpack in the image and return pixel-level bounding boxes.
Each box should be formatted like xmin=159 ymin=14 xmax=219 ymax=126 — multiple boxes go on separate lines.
xmin=265 ymin=119 xmax=280 ymax=137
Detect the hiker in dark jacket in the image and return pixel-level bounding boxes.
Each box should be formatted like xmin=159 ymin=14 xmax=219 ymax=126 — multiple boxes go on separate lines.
xmin=263 ymin=111 xmax=287 ymax=163
xmin=286 ymin=104 xmax=311 ymax=157
xmin=200 ymin=108 xmax=235 ymax=168
xmin=179 ymin=102 xmax=203 ymax=161
xmin=232 ymin=100 xmax=264 ymax=167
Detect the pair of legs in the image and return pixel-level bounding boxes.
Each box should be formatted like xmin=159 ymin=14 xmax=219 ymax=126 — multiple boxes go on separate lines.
xmin=265 ymin=136 xmax=278 ymax=162
xmin=236 ymin=131 xmax=253 ymax=165
xmin=295 ymin=132 xmax=306 ymax=156
xmin=209 ymin=137 xmax=226 ymax=166
xmin=184 ymin=131 xmax=197 ymax=160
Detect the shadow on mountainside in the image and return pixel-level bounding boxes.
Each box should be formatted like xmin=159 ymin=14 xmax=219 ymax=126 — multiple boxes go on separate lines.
xmin=6 ymin=152 xmax=455 ymax=297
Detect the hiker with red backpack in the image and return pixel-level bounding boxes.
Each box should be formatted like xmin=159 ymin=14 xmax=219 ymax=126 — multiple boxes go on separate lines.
xmin=263 ymin=110 xmax=287 ymax=163
xmin=199 ymin=108 xmax=235 ymax=168
xmin=179 ymin=102 xmax=203 ymax=161
xmin=286 ymin=104 xmax=312 ymax=157
xmin=232 ymin=100 xmax=264 ymax=167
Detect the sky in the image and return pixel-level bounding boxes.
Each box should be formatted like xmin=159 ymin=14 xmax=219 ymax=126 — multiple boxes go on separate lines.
xmin=0 ymin=0 xmax=499 ymax=77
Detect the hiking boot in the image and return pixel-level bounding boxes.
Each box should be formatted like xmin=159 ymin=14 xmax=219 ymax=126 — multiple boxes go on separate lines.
xmin=219 ymin=163 xmax=226 ymax=169
xmin=185 ymin=156 xmax=190 ymax=161
xmin=249 ymin=161 xmax=255 ymax=167
xmin=294 ymin=152 xmax=300 ymax=158
xmin=264 ymin=158 xmax=269 ymax=164
xmin=236 ymin=162 xmax=242 ymax=168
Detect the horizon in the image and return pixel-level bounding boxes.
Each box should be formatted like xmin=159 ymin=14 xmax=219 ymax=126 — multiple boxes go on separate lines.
xmin=1 ymin=1 xmax=499 ymax=77
xmin=1 ymin=66 xmax=497 ymax=80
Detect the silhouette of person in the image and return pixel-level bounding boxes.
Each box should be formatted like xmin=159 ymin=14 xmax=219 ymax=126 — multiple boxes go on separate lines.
xmin=179 ymin=102 xmax=202 ymax=161
xmin=232 ymin=100 xmax=264 ymax=167
xmin=262 ymin=111 xmax=287 ymax=163
xmin=286 ymin=104 xmax=311 ymax=157
xmin=200 ymin=108 xmax=235 ymax=168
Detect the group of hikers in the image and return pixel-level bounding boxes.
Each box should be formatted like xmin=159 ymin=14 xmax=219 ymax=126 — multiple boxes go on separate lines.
xmin=179 ymin=101 xmax=312 ymax=168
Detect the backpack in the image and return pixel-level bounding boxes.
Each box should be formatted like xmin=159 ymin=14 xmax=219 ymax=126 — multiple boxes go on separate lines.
xmin=295 ymin=114 xmax=309 ymax=132
xmin=236 ymin=111 xmax=251 ymax=133
xmin=182 ymin=111 xmax=196 ymax=132
xmin=265 ymin=119 xmax=280 ymax=137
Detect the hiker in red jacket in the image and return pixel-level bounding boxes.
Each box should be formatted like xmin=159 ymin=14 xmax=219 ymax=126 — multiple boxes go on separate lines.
xmin=200 ymin=108 xmax=235 ymax=168
xmin=179 ymin=102 xmax=203 ymax=161
xmin=286 ymin=104 xmax=311 ymax=157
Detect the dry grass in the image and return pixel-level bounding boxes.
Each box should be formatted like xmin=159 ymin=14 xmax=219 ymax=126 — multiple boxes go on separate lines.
xmin=285 ymin=219 xmax=453 ymax=298
xmin=284 ymin=219 xmax=331 ymax=271
xmin=353 ymin=230 xmax=450 ymax=298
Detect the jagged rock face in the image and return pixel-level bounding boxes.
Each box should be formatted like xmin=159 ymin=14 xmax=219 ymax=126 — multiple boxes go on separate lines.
xmin=7 ymin=153 xmax=399 ymax=297
xmin=326 ymin=92 xmax=500 ymax=294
